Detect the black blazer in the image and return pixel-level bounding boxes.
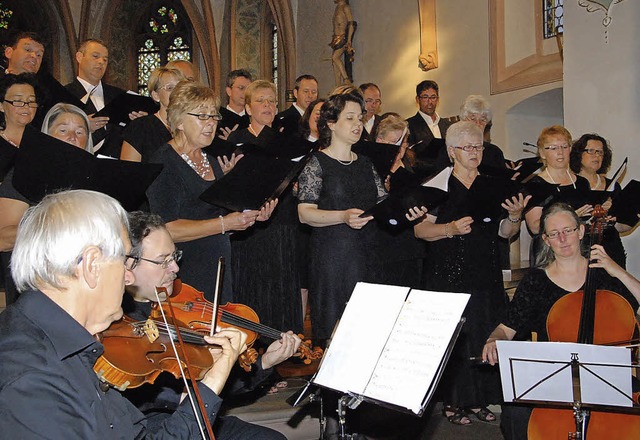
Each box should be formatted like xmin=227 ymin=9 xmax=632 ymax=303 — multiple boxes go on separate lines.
xmin=273 ymin=105 xmax=302 ymax=136
xmin=361 ymin=114 xmax=382 ymax=141
xmin=65 ymin=79 xmax=125 ymax=157
xmin=406 ymin=112 xmax=452 ymax=146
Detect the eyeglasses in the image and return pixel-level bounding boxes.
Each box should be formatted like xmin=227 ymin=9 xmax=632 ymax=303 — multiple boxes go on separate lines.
xmin=125 ymin=250 xmax=183 ymax=270
xmin=365 ymin=99 xmax=382 ymax=105
xmin=583 ymin=148 xmax=604 ymax=157
xmin=418 ymin=95 xmax=439 ymax=101
xmin=466 ymin=114 xmax=489 ymax=124
xmin=158 ymin=83 xmax=177 ymax=92
xmin=3 ymin=99 xmax=38 ymax=108
xmin=254 ymin=97 xmax=277 ymax=105
xmin=452 ymin=144 xmax=485 ymax=152
xmin=544 ymin=226 xmax=579 ymax=240
xmin=187 ymin=113 xmax=223 ymax=121
xmin=544 ymin=144 xmax=570 ymax=152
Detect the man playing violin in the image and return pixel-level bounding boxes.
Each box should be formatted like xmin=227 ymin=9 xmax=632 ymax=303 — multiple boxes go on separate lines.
xmin=122 ymin=210 xmax=300 ymax=438
xmin=0 ymin=190 xmax=248 ymax=438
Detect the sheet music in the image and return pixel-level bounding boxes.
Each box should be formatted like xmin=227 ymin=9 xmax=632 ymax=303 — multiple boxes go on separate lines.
xmin=313 ymin=282 xmax=469 ymax=414
xmin=313 ymin=283 xmax=410 ymax=395
xmin=363 ymin=290 xmax=469 ymax=413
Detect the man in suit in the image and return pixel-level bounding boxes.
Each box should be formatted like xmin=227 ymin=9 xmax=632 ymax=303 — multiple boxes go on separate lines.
xmin=217 ymin=69 xmax=252 ymax=139
xmin=359 ymin=82 xmax=382 ymax=140
xmin=65 ymin=39 xmax=126 ymax=157
xmin=274 ymin=74 xmax=318 ymax=136
xmin=406 ymin=80 xmax=452 ymax=157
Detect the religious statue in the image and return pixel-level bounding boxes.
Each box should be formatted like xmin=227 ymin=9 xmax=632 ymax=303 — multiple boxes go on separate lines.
xmin=329 ymin=0 xmax=357 ymax=85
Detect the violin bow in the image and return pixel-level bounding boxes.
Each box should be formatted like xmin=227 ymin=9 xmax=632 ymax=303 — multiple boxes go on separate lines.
xmin=209 ymin=257 xmax=224 ymax=336
xmin=154 ymin=286 xmax=216 ymax=440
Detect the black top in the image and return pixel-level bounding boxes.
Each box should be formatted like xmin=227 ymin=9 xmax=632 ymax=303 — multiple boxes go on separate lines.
xmin=217 ymin=107 xmax=249 ymax=138
xmin=122 ymin=114 xmax=172 ymax=162
xmin=505 ymin=268 xmax=639 ymax=341
xmin=406 ymin=112 xmax=452 ymax=146
xmin=0 ymin=290 xmax=222 ymax=438
xmin=0 ymin=168 xmax=29 ymax=203
xmin=273 ymin=105 xmax=302 ymax=137
xmin=146 ymin=144 xmax=233 ymax=302
xmin=0 ymin=136 xmax=17 ymax=181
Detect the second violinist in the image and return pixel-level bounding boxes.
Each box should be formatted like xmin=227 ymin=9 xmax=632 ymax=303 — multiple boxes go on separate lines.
xmin=122 ymin=211 xmax=300 ymax=438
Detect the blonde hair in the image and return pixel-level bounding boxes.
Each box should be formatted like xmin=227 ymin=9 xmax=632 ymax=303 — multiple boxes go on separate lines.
xmin=167 ymin=81 xmax=220 ymax=136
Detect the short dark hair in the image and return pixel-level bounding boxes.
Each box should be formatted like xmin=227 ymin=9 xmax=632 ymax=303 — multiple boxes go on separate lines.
xmin=570 ymin=133 xmax=612 ymax=174
xmin=416 ymin=80 xmax=439 ymax=97
xmin=77 ymin=38 xmax=108 ymax=54
xmin=358 ymin=83 xmax=380 ymax=95
xmin=226 ymin=69 xmax=253 ymax=88
xmin=317 ymin=91 xmax=364 ymax=148
xmin=127 ymin=211 xmax=166 ymax=259
xmin=6 ymin=31 xmax=45 ymax=49
xmin=0 ymin=73 xmax=38 ymax=131
xmin=299 ymin=98 xmax=326 ymax=139
xmin=294 ymin=74 xmax=317 ymax=90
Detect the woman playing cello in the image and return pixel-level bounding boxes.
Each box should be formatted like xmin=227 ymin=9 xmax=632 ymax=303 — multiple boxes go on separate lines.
xmin=482 ymin=202 xmax=640 ymax=439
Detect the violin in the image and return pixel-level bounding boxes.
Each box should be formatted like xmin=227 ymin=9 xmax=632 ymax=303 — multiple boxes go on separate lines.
xmin=528 ymin=206 xmax=640 ymax=439
xmin=94 ymin=315 xmax=214 ymax=391
xmin=152 ymin=279 xmax=323 ymax=371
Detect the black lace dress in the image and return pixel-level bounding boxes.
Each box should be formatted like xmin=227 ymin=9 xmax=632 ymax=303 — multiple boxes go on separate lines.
xmin=297 ymin=151 xmax=386 ymax=340
xmin=423 ymin=174 xmax=508 ymax=409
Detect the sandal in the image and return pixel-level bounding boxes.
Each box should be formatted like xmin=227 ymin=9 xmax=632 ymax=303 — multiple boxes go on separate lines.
xmin=442 ymin=405 xmax=472 ymax=426
xmin=468 ymin=407 xmax=496 ymax=422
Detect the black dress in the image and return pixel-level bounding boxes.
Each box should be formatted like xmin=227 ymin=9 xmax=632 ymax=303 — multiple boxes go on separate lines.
xmin=297 ymin=151 xmax=386 ymax=340
xmin=147 ymin=144 xmax=233 ymax=303
xmin=423 ymin=174 xmax=507 ymax=408
xmin=227 ymin=127 xmax=306 ymax=333
xmin=121 ymin=114 xmax=172 ymax=163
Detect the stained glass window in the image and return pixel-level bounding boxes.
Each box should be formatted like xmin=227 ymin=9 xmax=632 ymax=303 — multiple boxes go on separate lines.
xmin=543 ymin=0 xmax=564 ymax=39
xmin=271 ymin=23 xmax=278 ymax=90
xmin=0 ymin=2 xmax=13 ymax=30
xmin=136 ymin=1 xmax=192 ymax=95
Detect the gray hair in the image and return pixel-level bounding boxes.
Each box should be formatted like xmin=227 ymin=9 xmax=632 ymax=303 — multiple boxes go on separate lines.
xmin=445 ymin=120 xmax=483 ymax=148
xmin=11 ymin=190 xmax=128 ymax=291
xmin=460 ymin=95 xmax=492 ymax=122
xmin=41 ymin=103 xmax=94 ymax=153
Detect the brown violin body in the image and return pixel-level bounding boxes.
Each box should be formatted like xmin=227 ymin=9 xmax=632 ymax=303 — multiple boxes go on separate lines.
xmin=94 ymin=315 xmax=213 ymax=391
xmin=155 ymin=280 xmax=322 ymax=369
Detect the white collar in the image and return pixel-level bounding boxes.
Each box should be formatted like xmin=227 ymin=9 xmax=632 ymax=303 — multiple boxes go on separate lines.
xmin=226 ymin=105 xmax=245 ymax=116
xmin=418 ymin=110 xmax=440 ymax=127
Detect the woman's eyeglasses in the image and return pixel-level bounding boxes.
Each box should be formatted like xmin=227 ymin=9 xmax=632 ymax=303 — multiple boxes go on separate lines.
xmin=544 ymin=227 xmax=579 ymax=240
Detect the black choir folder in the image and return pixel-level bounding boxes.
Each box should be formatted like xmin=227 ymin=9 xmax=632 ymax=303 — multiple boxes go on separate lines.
xmin=93 ymin=91 xmax=159 ymax=126
xmin=313 ymin=282 xmax=469 ymax=415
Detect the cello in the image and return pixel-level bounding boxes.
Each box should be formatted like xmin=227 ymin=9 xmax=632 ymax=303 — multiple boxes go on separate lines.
xmin=527 ymin=207 xmax=640 ymax=439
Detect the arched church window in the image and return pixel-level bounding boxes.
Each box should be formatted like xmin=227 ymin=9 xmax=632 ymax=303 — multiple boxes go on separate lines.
xmin=543 ymin=0 xmax=563 ymax=39
xmin=136 ymin=1 xmax=192 ymax=95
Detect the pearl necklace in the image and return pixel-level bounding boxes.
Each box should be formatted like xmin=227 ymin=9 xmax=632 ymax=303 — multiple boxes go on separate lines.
xmin=1 ymin=132 xmax=18 ymax=147
xmin=545 ymin=168 xmax=576 ymax=190
xmin=453 ymin=170 xmax=477 ymax=187
xmin=181 ymin=151 xmax=211 ymax=178
xmin=248 ymin=124 xmax=260 ymax=137
xmin=325 ymin=149 xmax=355 ymax=165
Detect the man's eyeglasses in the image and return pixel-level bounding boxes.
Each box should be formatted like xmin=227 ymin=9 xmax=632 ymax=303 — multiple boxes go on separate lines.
xmin=125 ymin=250 xmax=183 ymax=270
xmin=365 ymin=99 xmax=382 ymax=105
xmin=188 ymin=113 xmax=223 ymax=121
xmin=583 ymin=148 xmax=604 ymax=157
xmin=543 ymin=144 xmax=570 ymax=152
xmin=418 ymin=95 xmax=438 ymax=101
xmin=544 ymin=226 xmax=579 ymax=240
xmin=452 ymin=144 xmax=485 ymax=152
xmin=3 ymin=99 xmax=38 ymax=108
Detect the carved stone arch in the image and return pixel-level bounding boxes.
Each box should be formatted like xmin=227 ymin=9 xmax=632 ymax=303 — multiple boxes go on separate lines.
xmin=266 ymin=0 xmax=296 ymax=94
xmin=1 ymin=0 xmax=75 ymax=78
xmin=97 ymin=0 xmax=220 ymax=91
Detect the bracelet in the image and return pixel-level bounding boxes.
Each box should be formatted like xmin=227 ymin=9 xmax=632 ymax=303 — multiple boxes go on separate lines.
xmin=507 ymin=215 xmax=521 ymax=224
xmin=444 ymin=222 xmax=453 ymax=238
xmin=219 ymin=215 xmax=225 ymax=234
